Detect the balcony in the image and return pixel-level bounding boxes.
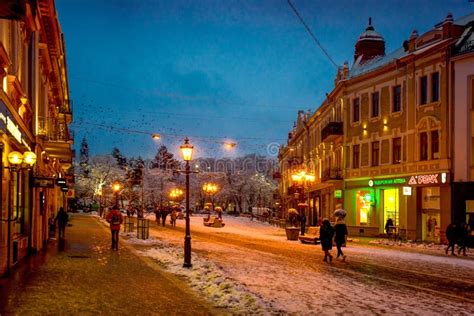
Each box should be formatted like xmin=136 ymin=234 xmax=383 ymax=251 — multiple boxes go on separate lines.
xmin=321 ymin=122 xmax=343 ymax=142
xmin=58 ymin=100 xmax=73 ymax=124
xmin=321 ymin=168 xmax=342 ymax=182
xmin=38 ymin=117 xmax=74 ymax=167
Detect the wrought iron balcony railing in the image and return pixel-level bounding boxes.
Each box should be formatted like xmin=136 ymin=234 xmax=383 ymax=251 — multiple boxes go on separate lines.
xmin=321 ymin=168 xmax=342 ymax=181
xmin=321 ymin=121 xmax=343 ymax=142
xmin=38 ymin=116 xmax=73 ymax=143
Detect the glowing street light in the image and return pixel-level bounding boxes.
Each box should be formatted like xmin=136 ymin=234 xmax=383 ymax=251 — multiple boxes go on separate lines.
xmin=112 ymin=181 xmax=122 ymax=204
xmin=224 ymin=142 xmax=236 ymax=149
xmin=152 ymin=133 xmax=161 ymax=140
xmin=179 ymin=137 xmax=194 ymax=268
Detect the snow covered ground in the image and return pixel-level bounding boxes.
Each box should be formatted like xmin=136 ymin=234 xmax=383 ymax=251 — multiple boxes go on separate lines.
xmin=100 ymin=215 xmax=474 ymax=314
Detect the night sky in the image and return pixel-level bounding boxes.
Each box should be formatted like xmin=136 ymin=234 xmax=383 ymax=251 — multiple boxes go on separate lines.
xmin=56 ymin=0 xmax=473 ymax=159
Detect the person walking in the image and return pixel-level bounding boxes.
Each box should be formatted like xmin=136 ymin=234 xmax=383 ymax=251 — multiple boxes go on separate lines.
xmin=154 ymin=207 xmax=161 ymax=224
xmin=300 ymin=212 xmax=307 ymax=236
xmin=55 ymin=207 xmax=69 ymax=239
xmin=106 ymin=205 xmax=123 ymax=250
xmin=334 ymin=217 xmax=348 ymax=262
xmin=170 ymin=207 xmax=177 ymax=227
xmin=161 ymin=207 xmax=168 ymax=227
xmin=320 ymin=219 xmax=335 ymax=263
xmin=385 ymin=218 xmax=394 ymax=239
xmin=445 ymin=223 xmax=458 ymax=255
xmin=457 ymin=223 xmax=470 ymax=256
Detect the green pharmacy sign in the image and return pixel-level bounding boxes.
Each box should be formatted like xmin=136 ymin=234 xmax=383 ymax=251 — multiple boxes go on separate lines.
xmin=334 ymin=190 xmax=342 ymax=198
xmin=368 ymin=178 xmax=406 ymax=187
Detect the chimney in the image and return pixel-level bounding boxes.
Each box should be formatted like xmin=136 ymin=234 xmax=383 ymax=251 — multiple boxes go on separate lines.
xmin=408 ymin=29 xmax=418 ymax=52
xmin=442 ymin=13 xmax=453 ymax=39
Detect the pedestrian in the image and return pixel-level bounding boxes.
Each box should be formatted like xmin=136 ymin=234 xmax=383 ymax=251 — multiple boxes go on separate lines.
xmin=334 ymin=217 xmax=348 ymax=262
xmin=320 ymin=218 xmax=335 ymax=262
xmin=445 ymin=222 xmax=458 ymax=255
xmin=170 ymin=208 xmax=177 ymax=227
xmin=385 ymin=218 xmax=394 ymax=239
xmin=161 ymin=207 xmax=168 ymax=227
xmin=300 ymin=212 xmax=307 ymax=236
xmin=106 ymin=205 xmax=123 ymax=250
xmin=457 ymin=223 xmax=470 ymax=256
xmin=154 ymin=207 xmax=161 ymax=224
xmin=55 ymin=207 xmax=69 ymax=239
xmin=215 ymin=206 xmax=223 ymax=220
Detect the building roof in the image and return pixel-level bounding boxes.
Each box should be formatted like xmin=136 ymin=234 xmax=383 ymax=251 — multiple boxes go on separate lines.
xmin=349 ymin=12 xmax=474 ymax=79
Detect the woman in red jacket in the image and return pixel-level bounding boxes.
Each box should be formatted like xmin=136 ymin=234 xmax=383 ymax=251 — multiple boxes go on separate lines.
xmin=106 ymin=205 xmax=123 ymax=250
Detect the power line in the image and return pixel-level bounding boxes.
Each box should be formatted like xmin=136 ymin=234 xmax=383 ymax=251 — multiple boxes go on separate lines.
xmin=287 ymin=0 xmax=338 ymax=69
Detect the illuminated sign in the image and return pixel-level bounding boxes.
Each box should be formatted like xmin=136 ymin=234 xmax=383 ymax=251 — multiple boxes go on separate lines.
xmin=334 ymin=190 xmax=342 ymax=198
xmin=6 ymin=117 xmax=22 ymax=143
xmin=56 ymin=178 xmax=67 ymax=186
xmin=0 ymin=101 xmax=23 ymax=145
xmin=368 ymin=178 xmax=406 ymax=186
xmin=403 ymin=186 xmax=412 ymax=196
xmin=441 ymin=173 xmax=447 ymax=184
xmin=408 ymin=174 xmax=439 ymax=185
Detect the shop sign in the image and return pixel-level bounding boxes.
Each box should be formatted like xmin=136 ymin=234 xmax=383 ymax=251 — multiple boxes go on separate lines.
xmin=32 ymin=177 xmax=55 ymax=188
xmin=0 ymin=101 xmax=23 ymax=144
xmin=403 ymin=186 xmax=412 ymax=196
xmin=56 ymin=178 xmax=67 ymax=186
xmin=334 ymin=190 xmax=342 ymax=198
xmin=408 ymin=174 xmax=439 ymax=185
xmin=368 ymin=178 xmax=406 ymax=187
xmin=61 ymin=186 xmax=69 ymax=192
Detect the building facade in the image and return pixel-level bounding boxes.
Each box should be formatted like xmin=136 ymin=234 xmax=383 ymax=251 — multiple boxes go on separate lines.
xmin=0 ymin=0 xmax=73 ymax=275
xmin=279 ymin=12 xmax=474 ymax=243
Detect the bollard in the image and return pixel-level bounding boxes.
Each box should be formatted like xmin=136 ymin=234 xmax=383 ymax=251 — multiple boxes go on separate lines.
xmin=124 ymin=216 xmax=135 ymax=233
xmin=137 ymin=218 xmax=150 ymax=240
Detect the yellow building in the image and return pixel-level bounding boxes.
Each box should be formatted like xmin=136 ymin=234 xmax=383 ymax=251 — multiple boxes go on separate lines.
xmin=0 ymin=0 xmax=73 ymax=275
xmin=279 ymin=13 xmax=474 ymax=242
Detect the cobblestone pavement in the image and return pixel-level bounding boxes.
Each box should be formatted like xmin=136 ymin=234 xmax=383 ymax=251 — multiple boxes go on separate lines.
xmin=0 ymin=215 xmax=215 ymax=315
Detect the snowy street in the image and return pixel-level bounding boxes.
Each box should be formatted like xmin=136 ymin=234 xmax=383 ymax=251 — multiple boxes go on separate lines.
xmin=135 ymin=214 xmax=474 ymax=314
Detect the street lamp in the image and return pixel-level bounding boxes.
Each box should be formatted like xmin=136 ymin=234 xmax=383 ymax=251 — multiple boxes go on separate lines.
xmin=5 ymin=150 xmax=36 ymax=274
xmin=180 ymin=137 xmax=194 ymax=268
xmin=169 ymin=188 xmax=184 ymax=202
xmin=202 ymin=182 xmax=218 ymax=211
xmin=291 ymin=170 xmax=316 ymax=228
xmin=112 ymin=181 xmax=122 ymax=205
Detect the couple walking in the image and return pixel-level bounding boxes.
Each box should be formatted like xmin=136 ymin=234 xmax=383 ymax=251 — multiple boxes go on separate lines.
xmin=320 ymin=217 xmax=348 ymax=262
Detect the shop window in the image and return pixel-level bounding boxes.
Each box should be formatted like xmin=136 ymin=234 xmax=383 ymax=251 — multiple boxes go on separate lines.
xmin=356 ymin=190 xmax=373 ymax=225
xmin=466 ymin=200 xmax=474 ymax=229
xmin=392 ymin=137 xmax=401 ymax=164
xmin=353 ymin=98 xmax=360 ymax=122
xmin=431 ymin=72 xmax=439 ymax=102
xmin=431 ymin=131 xmax=439 ymax=159
xmin=393 ymin=85 xmax=401 ymax=112
xmin=383 ymin=188 xmax=399 ymax=227
xmin=420 ymin=75 xmax=428 ymax=105
xmin=371 ymin=92 xmax=379 ymax=117
xmin=353 ymin=144 xmax=360 ymax=169
xmin=371 ymin=141 xmax=379 ymax=166
xmin=420 ymin=132 xmax=428 ymax=161
xmin=422 ymin=187 xmax=440 ymax=242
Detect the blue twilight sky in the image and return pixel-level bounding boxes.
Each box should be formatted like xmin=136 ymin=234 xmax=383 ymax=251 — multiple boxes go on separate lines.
xmin=56 ymin=0 xmax=474 ymax=159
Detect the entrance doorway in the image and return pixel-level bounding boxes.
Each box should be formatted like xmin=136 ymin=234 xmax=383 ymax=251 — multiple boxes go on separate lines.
xmin=421 ymin=187 xmax=440 ymax=243
xmin=383 ymin=188 xmax=399 ymax=228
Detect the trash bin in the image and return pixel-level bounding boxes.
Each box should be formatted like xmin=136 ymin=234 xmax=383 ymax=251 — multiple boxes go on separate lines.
xmin=137 ymin=218 xmax=149 ymax=240
xmin=124 ymin=216 xmax=135 ymax=233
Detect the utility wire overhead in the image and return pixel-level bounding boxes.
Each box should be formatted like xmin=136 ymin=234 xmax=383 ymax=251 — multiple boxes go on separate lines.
xmin=287 ymin=0 xmax=338 ymax=69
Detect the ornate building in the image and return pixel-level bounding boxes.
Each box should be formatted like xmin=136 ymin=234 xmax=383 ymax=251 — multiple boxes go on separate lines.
xmin=279 ymin=12 xmax=474 ymax=243
xmin=0 ymin=0 xmax=73 ymax=275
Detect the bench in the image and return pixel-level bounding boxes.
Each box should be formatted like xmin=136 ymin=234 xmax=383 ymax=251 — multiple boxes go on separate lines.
xmin=203 ymin=216 xmax=225 ymax=228
xmin=299 ymin=226 xmax=320 ymax=244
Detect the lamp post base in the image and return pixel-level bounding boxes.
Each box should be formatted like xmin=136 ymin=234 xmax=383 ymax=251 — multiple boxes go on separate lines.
xmin=183 ymin=235 xmax=192 ymax=268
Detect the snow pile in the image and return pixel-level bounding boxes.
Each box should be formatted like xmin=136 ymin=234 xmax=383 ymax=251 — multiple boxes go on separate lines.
xmin=134 ymin=240 xmax=272 ymax=313
xmin=120 ymin=232 xmax=162 ymax=246
xmin=369 ymin=239 xmax=447 ymax=250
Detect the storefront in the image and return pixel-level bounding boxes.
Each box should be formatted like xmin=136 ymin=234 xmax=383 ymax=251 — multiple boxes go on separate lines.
xmin=344 ymin=172 xmax=450 ymax=242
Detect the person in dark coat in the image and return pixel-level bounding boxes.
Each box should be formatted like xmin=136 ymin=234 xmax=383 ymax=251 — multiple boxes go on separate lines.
xmin=334 ymin=218 xmax=348 ymax=261
xmin=55 ymin=207 xmax=69 ymax=239
xmin=385 ymin=218 xmax=394 ymax=239
xmin=457 ymin=223 xmax=470 ymax=256
xmin=300 ymin=213 xmax=307 ymax=236
xmin=320 ymin=219 xmax=335 ymax=262
xmin=154 ymin=207 xmax=161 ymax=224
xmin=161 ymin=207 xmax=169 ymax=227
xmin=445 ymin=223 xmax=458 ymax=255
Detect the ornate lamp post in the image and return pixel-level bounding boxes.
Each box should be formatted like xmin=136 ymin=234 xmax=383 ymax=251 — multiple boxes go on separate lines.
xmin=291 ymin=170 xmax=315 ymax=229
xmin=202 ymin=182 xmax=218 ymax=211
xmin=180 ymin=137 xmax=194 ymax=268
xmin=169 ymin=188 xmax=184 ymax=204
xmin=112 ymin=181 xmax=122 ymax=205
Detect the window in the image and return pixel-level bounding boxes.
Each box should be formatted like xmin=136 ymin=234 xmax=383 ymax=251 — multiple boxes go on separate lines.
xmin=353 ymin=144 xmax=360 ymax=169
xmin=393 ymin=85 xmax=401 ymax=112
xmin=420 ymin=132 xmax=428 ymax=161
xmin=353 ymin=98 xmax=360 ymax=122
xmin=371 ymin=141 xmax=379 ymax=166
xmin=420 ymin=76 xmax=428 ymax=105
xmin=392 ymin=137 xmax=401 ymax=164
xmin=431 ymin=72 xmax=439 ymax=102
xmin=371 ymin=92 xmax=379 ymax=117
xmin=431 ymin=130 xmax=439 ymax=159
